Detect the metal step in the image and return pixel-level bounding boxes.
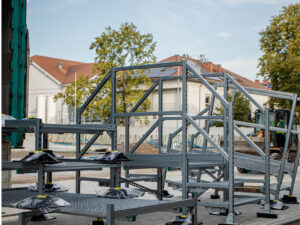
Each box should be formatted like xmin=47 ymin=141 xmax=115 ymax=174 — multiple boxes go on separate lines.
xmin=166 ymin=179 xmax=244 ymax=192
xmin=234 ymin=152 xmax=294 ymax=175
xmin=122 ymin=176 xmax=157 ymax=182
xmin=187 ymin=180 xmax=244 ymax=189
xmin=198 ymin=196 xmax=261 ymax=209
xmin=189 ymin=162 xmax=224 ymax=168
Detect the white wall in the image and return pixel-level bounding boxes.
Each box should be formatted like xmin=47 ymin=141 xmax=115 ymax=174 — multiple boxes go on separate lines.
xmin=28 ymin=63 xmax=65 ymax=123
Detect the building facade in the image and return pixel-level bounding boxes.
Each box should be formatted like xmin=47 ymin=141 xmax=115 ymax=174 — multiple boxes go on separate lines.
xmin=28 ymin=55 xmax=269 ymax=127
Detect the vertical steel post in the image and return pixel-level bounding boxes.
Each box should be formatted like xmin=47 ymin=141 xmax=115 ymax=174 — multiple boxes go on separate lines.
xmin=18 ymin=212 xmax=28 ymax=225
xmin=158 ymin=78 xmax=163 ymax=153
xmin=191 ymin=199 xmax=198 ymax=225
xmin=275 ymin=94 xmax=297 ymax=199
xmin=111 ymin=69 xmax=117 ymax=150
xmin=264 ymin=108 xmax=271 ymax=213
xmin=223 ymin=74 xmax=229 ymax=201
xmin=226 ymin=102 xmax=234 ymax=224
xmin=34 ymin=119 xmax=42 ymax=150
xmin=106 ymin=204 xmax=115 ymax=225
xmin=42 ymin=133 xmax=52 ymax=183
xmin=125 ymin=116 xmax=130 ymax=187
xmin=182 ymin=62 xmax=188 ymax=208
xmin=290 ymin=143 xmax=300 ymax=195
xmin=202 ymin=84 xmax=217 ymax=152
xmin=157 ymin=168 xmax=163 ymax=200
xmin=75 ymin=108 xmax=81 ymax=193
xmin=37 ymin=163 xmax=45 ymax=195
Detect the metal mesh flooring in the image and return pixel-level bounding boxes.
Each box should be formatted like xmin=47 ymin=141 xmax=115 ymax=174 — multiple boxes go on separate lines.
xmin=2 ymin=188 xmax=167 ymax=217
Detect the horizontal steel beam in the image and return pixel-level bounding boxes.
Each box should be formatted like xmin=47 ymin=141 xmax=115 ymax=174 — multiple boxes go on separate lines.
xmin=114 ymin=61 xmax=183 ymax=71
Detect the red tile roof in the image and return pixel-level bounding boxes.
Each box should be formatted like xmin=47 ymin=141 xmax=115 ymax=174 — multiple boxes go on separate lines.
xmin=159 ymin=55 xmax=268 ymax=90
xmin=31 ymin=54 xmax=267 ymax=90
xmin=30 ymin=55 xmax=96 ymax=85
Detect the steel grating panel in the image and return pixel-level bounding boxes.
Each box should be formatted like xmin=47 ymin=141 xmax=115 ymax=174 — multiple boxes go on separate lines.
xmin=234 ymin=152 xmax=294 ymax=175
xmin=2 ymin=188 xmax=169 ymax=217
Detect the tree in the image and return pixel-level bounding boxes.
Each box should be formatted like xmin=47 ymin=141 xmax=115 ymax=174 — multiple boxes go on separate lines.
xmin=214 ymin=92 xmax=251 ymax=126
xmin=258 ymin=3 xmax=300 ymax=119
xmin=54 ymin=23 xmax=157 ymax=123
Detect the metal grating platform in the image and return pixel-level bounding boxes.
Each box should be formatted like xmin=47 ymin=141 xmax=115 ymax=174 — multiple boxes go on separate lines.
xmin=2 ymin=188 xmax=196 ymax=218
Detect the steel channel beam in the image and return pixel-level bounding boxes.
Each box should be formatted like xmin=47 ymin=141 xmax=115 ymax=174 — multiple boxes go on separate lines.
xmin=290 ymin=143 xmax=300 ymax=195
xmin=263 ymin=108 xmax=271 ymax=214
xmin=129 ymin=120 xmax=159 ymax=153
xmin=158 ymin=78 xmax=163 ymax=154
xmin=227 ymin=102 xmax=234 ymax=223
xmin=186 ymin=64 xmax=229 ymax=108
xmin=223 ymin=75 xmax=229 ymax=202
xmin=111 ymin=69 xmax=117 ymax=150
xmin=114 ymin=61 xmax=182 ymax=71
xmin=79 ymin=133 xmax=101 ymax=157
xmin=227 ymin=120 xmax=299 ymax=135
xmin=106 ymin=204 xmax=114 ymax=225
xmin=233 ymin=125 xmax=265 ymax=158
xmin=226 ymin=73 xmax=265 ymax=113
xmin=115 ymin=111 xmax=182 ymax=117
xmin=130 ymin=79 xmax=159 ymax=113
xmin=75 ymin=108 xmax=81 ymax=193
xmin=37 ymin=164 xmax=45 ymax=196
xmin=34 ymin=119 xmax=41 ymax=150
xmin=185 ymin=115 xmax=229 ymax=160
xmin=275 ymin=94 xmax=298 ymax=199
xmin=79 ymin=70 xmax=111 ymax=114
xmin=181 ymin=62 xmax=188 ymax=208
xmin=215 ymin=83 xmax=295 ymax=99
xmin=167 ymin=107 xmax=210 ymax=152
xmin=202 ymin=84 xmax=217 ymax=152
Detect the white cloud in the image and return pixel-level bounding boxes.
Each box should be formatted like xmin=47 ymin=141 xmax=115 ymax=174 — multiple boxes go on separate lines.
xmin=216 ymin=32 xmax=232 ymax=38
xmin=220 ymin=57 xmax=260 ymax=81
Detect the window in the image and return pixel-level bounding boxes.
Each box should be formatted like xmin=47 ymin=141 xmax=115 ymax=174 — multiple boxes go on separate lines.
xmin=205 ymin=95 xmax=211 ymax=107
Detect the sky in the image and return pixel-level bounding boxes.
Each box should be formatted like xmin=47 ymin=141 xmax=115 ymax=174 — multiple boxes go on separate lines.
xmin=27 ymin=0 xmax=298 ymax=81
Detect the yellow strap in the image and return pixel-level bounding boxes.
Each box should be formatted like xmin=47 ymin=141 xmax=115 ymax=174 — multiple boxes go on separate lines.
xmin=37 ymin=195 xmax=46 ymax=198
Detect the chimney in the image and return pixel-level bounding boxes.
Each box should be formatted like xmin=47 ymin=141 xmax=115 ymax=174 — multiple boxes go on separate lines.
xmin=58 ymin=62 xmax=63 ymax=69
xmin=215 ymin=64 xmax=222 ymax=73
xmin=203 ymin=62 xmax=213 ymax=72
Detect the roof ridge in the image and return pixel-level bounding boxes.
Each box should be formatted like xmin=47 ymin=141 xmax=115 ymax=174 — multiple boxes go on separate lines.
xmin=30 ymin=55 xmax=89 ymax=64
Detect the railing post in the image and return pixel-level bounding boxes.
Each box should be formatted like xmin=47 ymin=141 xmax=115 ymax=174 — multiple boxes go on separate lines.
xmin=226 ymin=102 xmax=234 ymax=224
xmin=182 ymin=62 xmax=188 ymax=210
xmin=111 ymin=68 xmax=117 ymax=150
xmin=158 ymin=78 xmax=163 ymax=153
xmin=275 ymin=94 xmax=297 ymax=199
xmin=264 ymin=108 xmax=271 ymax=213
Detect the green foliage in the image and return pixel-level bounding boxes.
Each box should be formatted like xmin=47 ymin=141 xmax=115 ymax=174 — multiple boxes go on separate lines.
xmin=258 ymin=3 xmax=300 ymax=120
xmin=54 ymin=23 xmax=156 ymax=123
xmin=214 ymin=92 xmax=251 ymax=126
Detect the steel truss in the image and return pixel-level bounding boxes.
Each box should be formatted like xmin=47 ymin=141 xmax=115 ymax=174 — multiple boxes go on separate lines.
xmin=76 ymin=60 xmax=299 ymax=224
